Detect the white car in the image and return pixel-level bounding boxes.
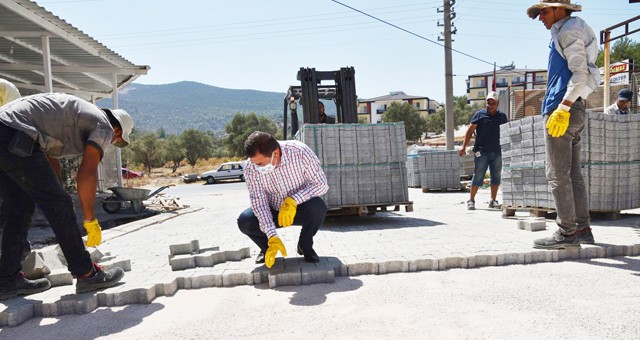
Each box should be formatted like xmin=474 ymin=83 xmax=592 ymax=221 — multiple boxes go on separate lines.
xmin=200 ymin=161 xmax=245 ymax=184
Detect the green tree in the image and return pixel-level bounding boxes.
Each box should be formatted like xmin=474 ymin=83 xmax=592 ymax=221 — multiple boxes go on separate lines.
xmin=596 ymin=37 xmax=640 ymax=67
xmin=164 ymin=134 xmax=186 ymax=173
xmin=181 ymin=129 xmax=214 ymax=167
xmin=427 ymin=96 xmax=482 ymax=135
xmin=382 ymin=102 xmax=427 ymax=141
xmin=224 ymin=112 xmax=279 ymax=157
xmin=128 ymin=132 xmax=166 ymax=176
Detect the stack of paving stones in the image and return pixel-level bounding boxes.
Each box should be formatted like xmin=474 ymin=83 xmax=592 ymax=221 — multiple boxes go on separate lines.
xmin=407 ymin=155 xmax=421 ymax=187
xmin=501 ymin=112 xmax=640 ymax=211
xmin=297 ymin=123 xmax=409 ymax=208
xmin=417 ymin=150 xmax=461 ymax=191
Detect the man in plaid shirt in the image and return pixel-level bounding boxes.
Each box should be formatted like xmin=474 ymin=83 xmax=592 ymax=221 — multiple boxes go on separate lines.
xmin=237 ymin=131 xmax=329 ymax=268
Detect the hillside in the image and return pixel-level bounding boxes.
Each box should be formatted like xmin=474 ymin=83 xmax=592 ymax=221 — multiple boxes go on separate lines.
xmin=97 ymin=81 xmax=286 ymax=135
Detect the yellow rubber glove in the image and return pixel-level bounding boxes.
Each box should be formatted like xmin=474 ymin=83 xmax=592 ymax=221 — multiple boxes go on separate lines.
xmin=265 ymin=236 xmax=287 ymax=268
xmin=83 ymin=219 xmax=102 ymax=247
xmin=278 ymin=197 xmax=297 ymax=228
xmin=546 ymin=104 xmax=571 ymax=138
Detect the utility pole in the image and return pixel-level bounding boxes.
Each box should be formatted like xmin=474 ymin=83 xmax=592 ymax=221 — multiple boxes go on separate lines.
xmin=439 ymin=0 xmax=456 ymax=150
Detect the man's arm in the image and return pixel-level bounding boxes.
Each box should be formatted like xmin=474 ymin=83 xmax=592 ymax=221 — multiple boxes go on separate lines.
xmin=77 ymin=144 xmax=101 ymax=222
xmin=47 ymin=157 xmax=63 ymax=184
xmin=559 ymin=29 xmax=590 ymax=103
xmin=458 ymin=124 xmax=477 ymax=157
xmin=290 ymin=148 xmax=329 ymax=204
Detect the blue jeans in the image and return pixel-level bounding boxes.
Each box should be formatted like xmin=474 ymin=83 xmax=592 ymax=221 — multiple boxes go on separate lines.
xmin=471 ymin=151 xmax=502 ymax=187
xmin=0 ymin=124 xmax=92 ymax=282
xmin=237 ymin=197 xmax=326 ymax=252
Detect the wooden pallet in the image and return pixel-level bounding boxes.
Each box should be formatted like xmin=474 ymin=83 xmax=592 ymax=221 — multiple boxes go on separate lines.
xmin=502 ymin=205 xmax=556 ymax=218
xmin=421 ymin=185 xmax=468 ymax=193
xmin=327 ymin=201 xmax=414 ymax=217
xmin=502 ymin=205 xmax=621 ymax=220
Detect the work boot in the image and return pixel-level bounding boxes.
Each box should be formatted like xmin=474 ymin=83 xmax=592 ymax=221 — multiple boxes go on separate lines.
xmin=576 ymin=227 xmax=595 ymax=244
xmin=255 ymin=250 xmax=266 ymax=264
xmin=297 ymin=244 xmax=320 ymax=263
xmin=466 ymin=200 xmax=475 ymax=210
xmin=76 ymin=263 xmax=124 ymax=294
xmin=533 ymin=229 xmax=580 ymax=249
xmin=0 ymin=272 xmax=51 ymax=300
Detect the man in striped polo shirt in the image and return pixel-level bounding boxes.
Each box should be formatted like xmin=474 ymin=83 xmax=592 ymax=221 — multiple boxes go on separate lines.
xmin=237 ymin=131 xmax=329 ymax=268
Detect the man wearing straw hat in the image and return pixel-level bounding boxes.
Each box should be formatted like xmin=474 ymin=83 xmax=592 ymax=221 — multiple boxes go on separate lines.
xmin=527 ymin=0 xmax=601 ymax=249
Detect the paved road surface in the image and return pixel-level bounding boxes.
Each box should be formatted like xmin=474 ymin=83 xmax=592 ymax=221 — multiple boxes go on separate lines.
xmin=1 ymin=257 xmax=639 ymax=339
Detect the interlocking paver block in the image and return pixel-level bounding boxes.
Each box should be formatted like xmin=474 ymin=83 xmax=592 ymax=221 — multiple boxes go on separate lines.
xmin=169 ymin=240 xmax=200 ymax=256
xmin=170 ymin=247 xmax=250 ymax=271
xmin=439 ymin=256 xmax=467 ymax=270
xmin=378 ymin=260 xmax=409 ymax=274
xmin=169 ymin=254 xmax=196 ymax=271
xmin=21 ymin=251 xmax=51 ymax=279
xmin=472 ymin=254 xmax=497 ymax=267
xmin=100 ymin=259 xmax=132 ymax=272
xmin=45 ymin=270 xmax=73 ymax=287
xmin=222 ymin=271 xmax=254 ymax=287
xmin=0 ymin=302 xmax=34 ymax=327
xmin=409 ymin=258 xmax=439 ymax=272
xmin=347 ymin=262 xmax=378 ymax=276
xmin=301 ymin=265 xmax=335 ymax=285
xmin=191 ymin=274 xmax=223 ymax=289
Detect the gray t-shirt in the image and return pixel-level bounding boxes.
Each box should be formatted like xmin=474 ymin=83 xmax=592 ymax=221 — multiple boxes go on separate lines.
xmin=0 ymin=93 xmax=113 ymax=159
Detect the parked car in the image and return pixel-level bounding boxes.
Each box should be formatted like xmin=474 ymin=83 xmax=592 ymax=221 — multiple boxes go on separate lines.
xmin=200 ymin=161 xmax=245 ymax=184
xmin=122 ymin=168 xmax=143 ymax=179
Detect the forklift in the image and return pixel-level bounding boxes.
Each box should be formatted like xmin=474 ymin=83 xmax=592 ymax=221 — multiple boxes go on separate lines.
xmin=282 ymin=67 xmax=358 ymax=139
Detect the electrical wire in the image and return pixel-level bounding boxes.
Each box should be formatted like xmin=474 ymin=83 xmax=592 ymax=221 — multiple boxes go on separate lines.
xmin=329 ymin=0 xmax=495 ymax=66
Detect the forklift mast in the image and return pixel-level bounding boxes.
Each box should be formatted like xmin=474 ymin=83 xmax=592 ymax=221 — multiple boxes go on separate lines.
xmin=283 ymin=67 xmax=358 ymax=139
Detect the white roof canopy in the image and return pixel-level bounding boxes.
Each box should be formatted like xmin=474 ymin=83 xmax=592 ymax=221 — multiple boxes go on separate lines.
xmin=0 ymin=0 xmax=150 ymax=101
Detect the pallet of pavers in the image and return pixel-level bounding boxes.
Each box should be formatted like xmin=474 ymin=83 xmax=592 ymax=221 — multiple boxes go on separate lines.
xmin=417 ymin=150 xmax=462 ymax=192
xmin=297 ymin=123 xmax=412 ymax=215
xmin=500 ymin=112 xmax=640 ymax=219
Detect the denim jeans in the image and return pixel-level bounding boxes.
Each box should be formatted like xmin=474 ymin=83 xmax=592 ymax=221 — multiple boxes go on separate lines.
xmin=237 ymin=196 xmax=327 ymax=252
xmin=0 ymin=124 xmax=92 ymax=282
xmin=471 ymin=151 xmax=502 ymax=187
xmin=544 ymin=99 xmax=590 ymax=234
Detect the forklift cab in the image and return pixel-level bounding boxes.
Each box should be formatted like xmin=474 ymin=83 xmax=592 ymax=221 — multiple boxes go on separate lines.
xmin=283 ymin=67 xmax=358 ymax=139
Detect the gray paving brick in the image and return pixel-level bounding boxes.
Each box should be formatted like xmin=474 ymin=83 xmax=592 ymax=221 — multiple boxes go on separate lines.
xmin=471 ymin=254 xmax=497 ymax=267
xmin=347 ymin=262 xmax=378 ymax=276
xmin=378 ymin=259 xmax=409 ymax=274
xmin=45 ymin=270 xmax=73 ymax=287
xmin=301 ymin=265 xmax=335 ymax=285
xmin=169 ymin=240 xmax=199 ymax=256
xmin=222 ymin=270 xmax=254 ymax=287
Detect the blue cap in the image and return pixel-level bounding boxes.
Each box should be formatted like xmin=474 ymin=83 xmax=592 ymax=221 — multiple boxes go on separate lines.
xmin=618 ymin=89 xmax=633 ymax=102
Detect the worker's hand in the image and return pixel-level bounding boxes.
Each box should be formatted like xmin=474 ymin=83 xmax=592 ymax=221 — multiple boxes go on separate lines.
xmin=546 ymin=104 xmax=571 ymax=137
xmin=278 ymin=197 xmax=297 ymax=228
xmin=83 ymin=219 xmax=102 ymax=247
xmin=458 ymin=148 xmax=466 ymax=157
xmin=265 ymin=236 xmax=287 ymax=268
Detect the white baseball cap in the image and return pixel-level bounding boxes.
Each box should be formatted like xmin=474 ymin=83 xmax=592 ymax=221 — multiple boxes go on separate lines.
xmin=486 ymin=92 xmax=499 ymax=102
xmin=102 ymin=108 xmax=134 ymax=148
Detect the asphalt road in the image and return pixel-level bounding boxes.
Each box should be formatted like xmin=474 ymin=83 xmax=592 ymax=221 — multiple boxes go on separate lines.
xmin=2 ymin=257 xmax=639 ymax=339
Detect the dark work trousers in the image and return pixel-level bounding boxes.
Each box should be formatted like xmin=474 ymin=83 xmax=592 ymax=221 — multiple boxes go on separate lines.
xmin=0 ymin=124 xmax=92 ymax=282
xmin=237 ymin=196 xmax=327 ymax=252
xmin=544 ymin=99 xmax=590 ymax=235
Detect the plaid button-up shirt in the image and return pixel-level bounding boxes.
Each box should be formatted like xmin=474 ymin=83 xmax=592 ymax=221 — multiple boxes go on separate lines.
xmin=245 ymin=140 xmax=328 ymax=238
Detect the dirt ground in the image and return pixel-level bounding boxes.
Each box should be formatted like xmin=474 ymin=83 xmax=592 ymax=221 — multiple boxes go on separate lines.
xmin=122 ymin=157 xmax=243 ymax=188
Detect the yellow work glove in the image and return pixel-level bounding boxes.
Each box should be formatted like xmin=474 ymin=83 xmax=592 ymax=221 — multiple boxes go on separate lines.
xmin=265 ymin=236 xmax=287 ymax=268
xmin=546 ymin=104 xmax=571 ymax=137
xmin=83 ymin=219 xmax=102 ymax=247
xmin=278 ymin=197 xmax=297 ymax=228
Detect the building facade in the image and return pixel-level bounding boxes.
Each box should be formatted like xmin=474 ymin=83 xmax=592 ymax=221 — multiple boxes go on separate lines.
xmin=466 ymin=67 xmax=548 ymax=106
xmin=357 ymin=91 xmax=441 ymax=123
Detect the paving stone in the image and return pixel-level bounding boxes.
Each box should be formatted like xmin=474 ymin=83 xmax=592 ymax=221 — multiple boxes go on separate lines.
xmin=471 ymin=254 xmax=497 ymax=267
xmin=517 ymin=218 xmax=547 ymax=232
xmin=223 ymin=270 xmax=254 ymax=287
xmin=252 ymin=267 xmax=270 ymax=284
xmin=45 ymin=269 xmax=74 ymax=287
xmin=439 ymin=255 xmax=467 ymax=270
xmin=409 ymin=257 xmax=439 ymax=272
xmin=580 ymin=246 xmax=604 ymax=259
xmin=301 ymin=265 xmax=335 ymax=285
xmin=0 ymin=301 xmax=35 ymax=327
xmin=42 ymin=295 xmax=97 ymax=316
xmin=378 ymin=259 xmax=409 ymax=274
xmin=191 ymin=274 xmax=223 ymax=289
xmin=169 ymin=240 xmax=199 ymax=256
xmin=557 ymin=248 xmax=580 ymax=261
xmin=169 ymin=254 xmax=196 ymax=271
xmin=100 ymin=258 xmax=132 ymax=272
xmin=170 ymin=247 xmax=251 ymax=271
xmin=347 ymin=262 xmax=378 ymax=276
xmin=268 ymin=260 xmax=302 ymax=288
xmin=21 ymin=251 xmax=51 ymax=279
xmin=155 ymin=279 xmax=179 ymax=296
xmin=113 ymin=287 xmax=155 ymax=305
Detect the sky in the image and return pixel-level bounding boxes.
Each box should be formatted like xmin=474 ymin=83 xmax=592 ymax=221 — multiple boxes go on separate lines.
xmin=35 ymin=0 xmax=640 ymax=103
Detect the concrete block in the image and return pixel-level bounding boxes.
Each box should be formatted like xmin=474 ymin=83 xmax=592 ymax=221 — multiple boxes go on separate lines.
xmin=347 ymin=262 xmax=378 ymax=276
xmin=378 ymin=260 xmax=409 ymax=274
xmin=155 ymin=279 xmax=179 ymax=296
xmin=169 ymin=255 xmax=195 ymax=271
xmin=190 ymin=274 xmax=223 ymax=289
xmin=438 ymin=256 xmax=467 ymax=270
xmin=169 ymin=240 xmax=199 ymax=256
xmin=45 ymin=270 xmax=73 ymax=287
xmin=21 ymin=251 xmax=51 ymax=279
xmin=301 ymin=266 xmax=335 ymax=285
xmin=252 ymin=267 xmax=270 ymax=284
xmin=496 ymin=253 xmax=524 ymax=266
xmin=0 ymin=302 xmax=35 ymax=327
xmin=100 ymin=259 xmax=132 ymax=272
xmin=579 ymin=246 xmax=604 ymax=259
xmin=114 ymin=288 xmax=155 ymax=305
xmin=223 ymin=271 xmax=254 ymax=287
xmin=268 ymin=264 xmax=302 ymax=288
xmin=472 ymin=254 xmax=497 ymax=267
xmin=409 ymin=258 xmax=439 ymax=271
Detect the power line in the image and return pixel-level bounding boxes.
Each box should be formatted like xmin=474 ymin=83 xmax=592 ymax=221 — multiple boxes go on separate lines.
xmin=329 ymin=0 xmax=495 ymax=66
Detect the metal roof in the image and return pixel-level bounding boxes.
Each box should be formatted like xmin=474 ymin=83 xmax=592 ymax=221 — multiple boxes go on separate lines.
xmin=0 ymin=0 xmax=150 ymax=101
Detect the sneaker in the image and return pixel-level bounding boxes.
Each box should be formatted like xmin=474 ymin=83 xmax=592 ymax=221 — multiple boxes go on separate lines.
xmin=576 ymin=227 xmax=595 ymax=244
xmin=76 ymin=263 xmax=124 ymax=294
xmin=488 ymin=200 xmax=502 ymax=209
xmin=0 ymin=272 xmax=51 ymax=300
xmin=533 ymin=229 xmax=580 ymax=249
xmin=466 ymin=200 xmax=475 ymax=210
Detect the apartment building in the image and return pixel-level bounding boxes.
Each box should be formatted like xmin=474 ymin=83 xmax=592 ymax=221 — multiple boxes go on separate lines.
xmin=357 ymin=91 xmax=441 ymax=123
xmin=466 ymin=67 xmax=548 ymax=105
